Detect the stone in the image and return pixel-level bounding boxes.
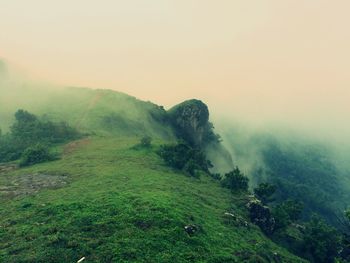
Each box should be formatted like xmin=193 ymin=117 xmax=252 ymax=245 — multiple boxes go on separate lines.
xmin=184 ymin=224 xmax=198 ymax=236
xmin=168 ymin=99 xmax=215 ymax=147
xmin=248 ymin=200 xmax=275 ymax=235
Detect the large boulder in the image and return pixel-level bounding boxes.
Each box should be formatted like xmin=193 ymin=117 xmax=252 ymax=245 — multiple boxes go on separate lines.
xmin=167 ymin=99 xmax=217 ymax=147
xmin=248 ymin=200 xmax=275 ymax=235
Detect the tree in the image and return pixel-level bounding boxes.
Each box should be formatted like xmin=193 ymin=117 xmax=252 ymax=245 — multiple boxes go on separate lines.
xmin=254 ymin=183 xmax=276 ymax=204
xmin=303 ymin=215 xmax=341 ymax=263
xmin=221 ymin=167 xmax=249 ymax=192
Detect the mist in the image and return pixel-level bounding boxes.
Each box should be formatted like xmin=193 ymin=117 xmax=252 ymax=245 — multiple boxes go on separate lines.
xmin=1 ymin=1 xmax=349 ymax=146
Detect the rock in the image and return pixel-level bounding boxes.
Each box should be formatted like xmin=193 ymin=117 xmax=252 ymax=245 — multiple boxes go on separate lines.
xmin=168 ymin=99 xmax=216 ymax=147
xmin=224 ymin=212 xmax=237 ymax=219
xmin=248 ymin=200 xmax=275 ymax=235
xmin=273 ymin=252 xmax=282 ymax=263
xmin=184 ymin=224 xmax=198 ymax=236
xmin=223 ymin=212 xmax=250 ymax=228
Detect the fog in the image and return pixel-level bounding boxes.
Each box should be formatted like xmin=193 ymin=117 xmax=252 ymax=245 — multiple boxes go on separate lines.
xmin=1 ymin=1 xmax=349 ymax=146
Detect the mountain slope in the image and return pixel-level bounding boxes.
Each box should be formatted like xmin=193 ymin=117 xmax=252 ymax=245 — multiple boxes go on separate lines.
xmin=0 ymin=62 xmax=305 ymax=262
xmin=0 ymin=136 xmax=304 ymax=262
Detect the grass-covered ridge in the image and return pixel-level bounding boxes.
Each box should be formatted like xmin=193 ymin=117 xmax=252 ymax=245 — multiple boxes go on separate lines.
xmin=0 ymin=84 xmax=173 ymax=139
xmin=0 ymin=71 xmax=317 ymax=261
xmin=0 ymin=136 xmax=303 ymax=262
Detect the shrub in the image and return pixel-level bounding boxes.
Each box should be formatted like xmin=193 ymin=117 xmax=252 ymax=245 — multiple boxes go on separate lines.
xmin=157 ymin=143 xmax=209 ymax=177
xmin=140 ymin=136 xmax=152 ymax=147
xmin=210 ymin=173 xmax=221 ymax=181
xmin=0 ymin=109 xmax=80 ymax=163
xmin=221 ymin=167 xmax=249 ymax=192
xmin=19 ymin=144 xmax=53 ymax=167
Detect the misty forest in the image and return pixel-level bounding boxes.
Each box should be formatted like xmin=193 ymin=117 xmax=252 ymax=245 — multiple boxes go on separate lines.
xmin=1 ymin=1 xmax=350 ymax=263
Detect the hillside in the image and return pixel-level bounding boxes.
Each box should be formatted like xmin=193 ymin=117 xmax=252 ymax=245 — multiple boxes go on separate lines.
xmin=0 ymin=136 xmax=304 ymax=262
xmin=219 ymin=125 xmax=350 ymax=227
xmin=0 ymin=65 xmax=307 ymax=262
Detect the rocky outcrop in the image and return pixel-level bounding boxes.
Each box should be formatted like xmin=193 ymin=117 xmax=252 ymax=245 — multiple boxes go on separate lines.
xmin=167 ymin=99 xmax=217 ymax=147
xmin=248 ymin=199 xmax=275 ymax=235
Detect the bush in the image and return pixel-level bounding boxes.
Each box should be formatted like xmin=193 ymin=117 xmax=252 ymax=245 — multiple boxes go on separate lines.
xmin=221 ymin=167 xmax=249 ymax=192
xmin=19 ymin=144 xmax=53 ymax=167
xmin=0 ymin=109 xmax=80 ymax=163
xmin=140 ymin=136 xmax=152 ymax=147
xmin=210 ymin=173 xmax=221 ymax=181
xmin=158 ymin=143 xmax=209 ymax=177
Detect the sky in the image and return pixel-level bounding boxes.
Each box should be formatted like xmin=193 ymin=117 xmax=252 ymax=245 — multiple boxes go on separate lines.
xmin=1 ymin=0 xmax=349 ymax=139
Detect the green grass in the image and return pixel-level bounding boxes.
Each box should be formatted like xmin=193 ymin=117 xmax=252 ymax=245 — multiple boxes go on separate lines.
xmin=0 ymin=86 xmax=173 ymax=139
xmin=0 ymin=136 xmax=304 ymax=262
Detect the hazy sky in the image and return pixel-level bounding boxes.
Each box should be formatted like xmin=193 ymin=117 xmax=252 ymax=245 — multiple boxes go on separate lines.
xmin=1 ymin=0 xmax=349 ymax=138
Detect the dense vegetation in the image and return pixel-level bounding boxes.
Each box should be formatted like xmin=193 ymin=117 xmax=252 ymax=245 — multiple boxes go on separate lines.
xmin=157 ymin=143 xmax=211 ymax=177
xmin=221 ymin=167 xmax=249 ymax=192
xmin=19 ymin=143 xmax=54 ymax=167
xmin=0 ymin=109 xmax=79 ymax=164
xmin=258 ymin=137 xmax=347 ymax=226
xmin=249 ymin=181 xmax=346 ymax=262
xmin=156 ymin=140 xmax=346 ymax=262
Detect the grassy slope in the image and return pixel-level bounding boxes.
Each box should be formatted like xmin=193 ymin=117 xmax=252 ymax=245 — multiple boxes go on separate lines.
xmin=0 ymin=76 xmax=304 ymax=262
xmin=1 ymin=85 xmax=173 ymax=139
xmin=0 ymin=136 xmax=304 ymax=262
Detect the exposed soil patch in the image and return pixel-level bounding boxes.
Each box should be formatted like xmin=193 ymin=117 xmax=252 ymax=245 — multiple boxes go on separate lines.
xmin=0 ymin=164 xmax=17 ymax=174
xmin=0 ymin=172 xmax=68 ymax=198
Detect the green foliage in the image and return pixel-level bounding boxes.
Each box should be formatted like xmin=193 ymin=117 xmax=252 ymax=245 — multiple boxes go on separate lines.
xmin=140 ymin=136 xmax=152 ymax=147
xmin=11 ymin=109 xmax=79 ymax=144
xmin=303 ymin=215 xmax=341 ymax=263
xmin=273 ymin=206 xmax=291 ymax=231
xmin=254 ymin=183 xmax=276 ymax=204
xmin=158 ymin=143 xmax=210 ymax=177
xmin=19 ymin=144 xmax=53 ymax=167
xmin=221 ymin=167 xmax=249 ymax=192
xmin=0 ymin=109 xmax=79 ymax=163
xmin=210 ymin=173 xmax=222 ymax=181
xmin=273 ymin=200 xmax=303 ymax=230
xmin=0 ymin=133 xmax=24 ymax=162
xmin=259 ymin=138 xmax=347 ymax=226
